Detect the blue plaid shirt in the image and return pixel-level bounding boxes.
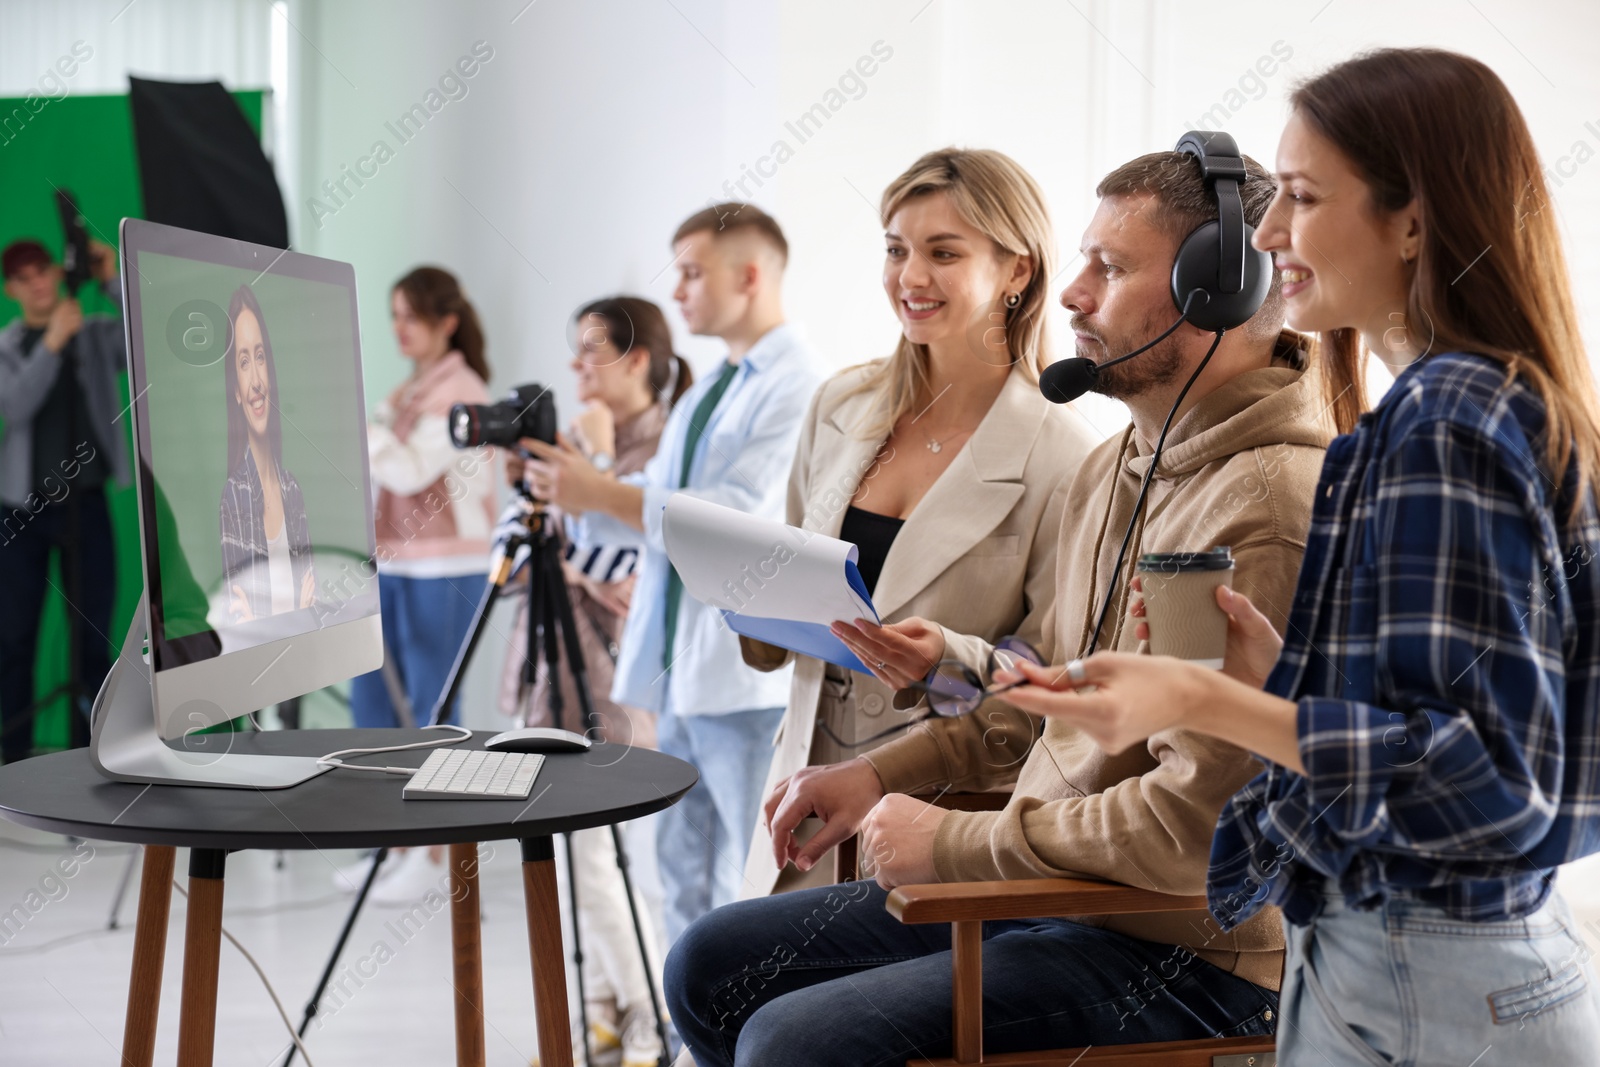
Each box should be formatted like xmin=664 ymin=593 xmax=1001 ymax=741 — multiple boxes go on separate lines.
xmin=1209 ymin=351 xmax=1600 ymax=929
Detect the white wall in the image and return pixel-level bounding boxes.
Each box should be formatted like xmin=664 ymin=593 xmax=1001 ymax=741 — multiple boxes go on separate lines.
xmin=8 ymin=0 xmax=1600 ymax=728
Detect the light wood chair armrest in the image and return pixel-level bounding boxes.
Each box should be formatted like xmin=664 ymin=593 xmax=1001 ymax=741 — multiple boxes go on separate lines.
xmin=886 ymin=877 xmax=1207 ymax=925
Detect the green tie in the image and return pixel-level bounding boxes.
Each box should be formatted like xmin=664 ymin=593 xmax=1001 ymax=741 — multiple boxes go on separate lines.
xmin=663 ymin=359 xmax=740 ymax=671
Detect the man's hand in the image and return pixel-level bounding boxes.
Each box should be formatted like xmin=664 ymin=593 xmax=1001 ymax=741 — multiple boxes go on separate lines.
xmin=1129 ymin=579 xmax=1283 ymax=690
xmin=89 ymin=239 xmax=116 ymax=283
xmin=523 ymin=433 xmax=609 ymax=513
xmin=830 ymin=617 xmax=946 ymax=690
xmin=859 ymin=793 xmax=948 ymax=889
xmin=763 ymin=757 xmax=885 ymax=873
xmin=42 ymin=298 xmax=83 ymax=354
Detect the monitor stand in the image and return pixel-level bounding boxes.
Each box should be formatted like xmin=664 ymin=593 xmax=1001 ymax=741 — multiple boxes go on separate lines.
xmin=89 ymin=593 xmax=334 ymax=789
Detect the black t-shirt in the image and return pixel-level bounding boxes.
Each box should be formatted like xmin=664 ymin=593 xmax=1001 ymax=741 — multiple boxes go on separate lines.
xmin=19 ymin=325 xmax=108 ymax=499
xmin=840 ymin=505 xmax=906 ymax=596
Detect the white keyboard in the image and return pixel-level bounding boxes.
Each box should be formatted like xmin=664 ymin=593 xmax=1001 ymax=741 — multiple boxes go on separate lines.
xmin=403 ymin=748 xmax=544 ymax=800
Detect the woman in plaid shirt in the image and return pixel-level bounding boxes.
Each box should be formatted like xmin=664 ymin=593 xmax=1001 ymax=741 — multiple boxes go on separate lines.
xmin=998 ymin=49 xmax=1600 ymax=1063
xmin=219 ymin=283 xmax=315 ymax=622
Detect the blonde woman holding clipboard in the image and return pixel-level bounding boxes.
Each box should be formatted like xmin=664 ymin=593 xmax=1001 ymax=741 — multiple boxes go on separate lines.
xmin=741 ymin=148 xmax=1098 ymax=896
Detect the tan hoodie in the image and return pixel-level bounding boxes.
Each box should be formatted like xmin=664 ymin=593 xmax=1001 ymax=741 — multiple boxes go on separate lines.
xmin=864 ymin=335 xmax=1331 ymax=991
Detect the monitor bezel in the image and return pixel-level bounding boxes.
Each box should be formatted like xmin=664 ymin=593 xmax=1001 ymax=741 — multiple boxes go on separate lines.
xmin=119 ymin=218 xmax=381 ymax=732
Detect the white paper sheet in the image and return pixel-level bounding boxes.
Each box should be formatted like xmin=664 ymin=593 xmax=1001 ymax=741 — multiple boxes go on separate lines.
xmin=661 ymin=493 xmax=877 ymax=624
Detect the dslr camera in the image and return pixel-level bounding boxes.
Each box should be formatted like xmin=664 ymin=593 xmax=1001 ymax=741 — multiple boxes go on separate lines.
xmin=449 ymin=383 xmax=557 ymax=450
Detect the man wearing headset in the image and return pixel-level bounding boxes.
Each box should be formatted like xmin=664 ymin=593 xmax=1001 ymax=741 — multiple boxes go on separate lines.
xmin=667 ymin=147 xmax=1331 ymax=1063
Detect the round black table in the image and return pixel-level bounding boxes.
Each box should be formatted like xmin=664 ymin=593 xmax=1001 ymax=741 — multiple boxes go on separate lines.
xmin=0 ymin=730 xmax=697 ymax=1067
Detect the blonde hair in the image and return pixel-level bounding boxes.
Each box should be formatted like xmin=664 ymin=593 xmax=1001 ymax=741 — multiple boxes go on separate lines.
xmin=840 ymin=147 xmax=1056 ymax=439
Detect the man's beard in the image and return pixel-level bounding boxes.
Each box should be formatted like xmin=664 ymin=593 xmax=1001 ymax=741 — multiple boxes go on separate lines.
xmin=1076 ymin=312 xmax=1186 ymax=400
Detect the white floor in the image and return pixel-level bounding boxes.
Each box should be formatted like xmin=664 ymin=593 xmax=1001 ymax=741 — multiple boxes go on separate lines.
xmin=0 ymin=816 xmax=665 ymax=1067
xmin=7 ymin=818 xmax=1600 ymax=1066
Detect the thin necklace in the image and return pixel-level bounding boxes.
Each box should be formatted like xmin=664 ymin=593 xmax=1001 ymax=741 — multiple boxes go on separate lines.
xmin=922 ymin=425 xmax=972 ymax=454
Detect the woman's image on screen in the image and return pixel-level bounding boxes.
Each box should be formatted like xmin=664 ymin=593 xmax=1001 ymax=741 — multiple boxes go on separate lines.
xmin=218 ymin=283 xmax=316 ymax=623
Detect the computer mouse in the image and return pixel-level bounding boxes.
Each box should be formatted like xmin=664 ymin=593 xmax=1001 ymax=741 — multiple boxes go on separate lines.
xmin=483 ymin=726 xmax=593 ymax=753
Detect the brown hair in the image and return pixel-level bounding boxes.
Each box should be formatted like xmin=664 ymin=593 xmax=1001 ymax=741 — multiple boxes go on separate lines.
xmin=840 ymin=147 xmax=1056 ymax=439
xmin=672 ymin=202 xmax=789 ymax=266
xmin=223 ymin=283 xmax=284 ymax=474
xmin=1096 ymin=150 xmax=1297 ymax=350
xmin=1291 ymin=47 xmax=1600 ymax=510
xmin=392 ymin=266 xmax=489 ymax=382
xmin=575 ymin=296 xmax=695 ymax=408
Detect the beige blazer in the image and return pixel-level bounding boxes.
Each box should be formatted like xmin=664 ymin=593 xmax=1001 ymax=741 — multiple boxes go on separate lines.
xmin=740 ymin=360 xmax=1100 ymax=897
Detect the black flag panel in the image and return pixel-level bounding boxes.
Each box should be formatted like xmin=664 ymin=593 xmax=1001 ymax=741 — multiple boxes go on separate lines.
xmin=128 ymin=76 xmax=289 ymax=248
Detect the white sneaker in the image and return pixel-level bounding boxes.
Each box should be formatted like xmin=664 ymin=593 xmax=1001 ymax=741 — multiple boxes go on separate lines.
xmin=528 ymin=1005 xmax=620 ymax=1067
xmin=329 ymin=851 xmax=394 ymax=894
xmin=621 ymin=1004 xmax=666 ymax=1067
xmin=368 ymin=848 xmax=447 ymax=905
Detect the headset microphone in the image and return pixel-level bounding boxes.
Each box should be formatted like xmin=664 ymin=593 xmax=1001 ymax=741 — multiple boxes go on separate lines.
xmin=1043 ymin=131 xmax=1274 ymax=659
xmin=1039 ymin=291 xmax=1208 ymax=404
xmin=1041 ymin=131 xmax=1270 ymax=409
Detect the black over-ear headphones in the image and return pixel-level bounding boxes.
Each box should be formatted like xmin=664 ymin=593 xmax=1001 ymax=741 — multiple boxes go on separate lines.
xmin=1037 ymin=131 xmax=1274 ymax=659
xmin=1169 ymin=130 xmax=1272 ymax=332
xmin=1039 ymin=130 xmax=1272 ymax=405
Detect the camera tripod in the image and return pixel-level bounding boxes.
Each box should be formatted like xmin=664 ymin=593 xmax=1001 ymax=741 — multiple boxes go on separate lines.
xmin=282 ymin=490 xmax=669 ymax=1067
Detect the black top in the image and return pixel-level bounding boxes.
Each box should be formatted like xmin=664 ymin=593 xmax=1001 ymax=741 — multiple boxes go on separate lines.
xmin=19 ymin=325 xmax=108 ymax=497
xmin=0 ymin=730 xmax=697 ymax=850
xmin=840 ymin=505 xmax=905 ymax=596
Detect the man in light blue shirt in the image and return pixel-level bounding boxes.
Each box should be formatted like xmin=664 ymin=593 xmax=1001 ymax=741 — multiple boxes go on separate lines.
xmin=525 ymin=203 xmax=820 ymax=941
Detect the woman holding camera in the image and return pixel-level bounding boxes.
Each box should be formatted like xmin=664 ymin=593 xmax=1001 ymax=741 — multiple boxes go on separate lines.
xmin=502 ymin=296 xmax=691 ymax=1067
xmin=1000 ymin=49 xmax=1600 ymax=1061
xmin=497 ymin=296 xmax=691 ymax=748
xmin=218 ymin=283 xmax=316 ymax=623
xmin=744 ymin=147 xmax=1099 ymax=896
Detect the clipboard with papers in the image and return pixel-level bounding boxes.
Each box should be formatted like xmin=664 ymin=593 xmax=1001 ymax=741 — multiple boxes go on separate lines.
xmin=661 ymin=494 xmax=880 ymax=673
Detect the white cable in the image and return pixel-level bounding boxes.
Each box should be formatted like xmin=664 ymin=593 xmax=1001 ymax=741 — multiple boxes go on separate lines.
xmin=315 ymin=723 xmax=474 ymax=776
xmin=172 ymin=878 xmax=317 ymax=1067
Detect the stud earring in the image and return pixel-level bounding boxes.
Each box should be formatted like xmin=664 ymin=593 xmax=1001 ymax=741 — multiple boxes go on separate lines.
xmin=1004 ymin=291 xmax=1021 ymax=308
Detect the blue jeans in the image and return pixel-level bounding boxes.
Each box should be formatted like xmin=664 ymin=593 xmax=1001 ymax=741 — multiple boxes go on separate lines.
xmin=348 ymin=572 xmax=486 ymax=728
xmin=1280 ymin=879 xmax=1600 ymax=1066
xmin=666 ymin=881 xmax=1278 ymax=1067
xmin=654 ymin=701 xmax=784 ymax=945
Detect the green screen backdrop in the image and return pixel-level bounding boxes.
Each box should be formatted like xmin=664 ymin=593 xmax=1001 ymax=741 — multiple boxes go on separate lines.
xmin=134 ymin=250 xmax=369 ymax=640
xmin=0 ymin=90 xmax=267 ymax=751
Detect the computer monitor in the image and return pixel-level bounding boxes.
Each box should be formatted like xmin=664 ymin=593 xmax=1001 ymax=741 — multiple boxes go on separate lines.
xmin=89 ymin=218 xmax=382 ymax=788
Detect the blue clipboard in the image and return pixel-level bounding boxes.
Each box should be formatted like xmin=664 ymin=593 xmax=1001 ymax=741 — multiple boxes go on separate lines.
xmin=722 ymin=558 xmax=879 ymax=673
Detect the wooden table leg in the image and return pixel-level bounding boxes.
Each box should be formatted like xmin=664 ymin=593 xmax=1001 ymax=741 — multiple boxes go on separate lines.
xmin=521 ymin=836 xmax=572 ymax=1067
xmin=121 ymin=845 xmax=175 ymax=1067
xmin=177 ymin=849 xmax=226 ymax=1067
xmin=449 ymin=843 xmax=486 ymax=1067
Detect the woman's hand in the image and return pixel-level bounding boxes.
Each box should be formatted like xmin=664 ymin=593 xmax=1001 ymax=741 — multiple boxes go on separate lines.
xmin=995 ymin=654 xmax=1216 ymax=755
xmin=571 ymin=401 xmax=616 ymax=459
xmin=830 ymin=617 xmax=945 ymax=689
xmin=229 ymin=583 xmax=256 ymax=623
xmin=592 ymin=573 xmax=635 ymax=616
xmin=1128 ymin=579 xmax=1284 ymax=690
xmin=504 ymin=449 xmax=528 ymax=489
xmin=299 ymin=567 xmax=317 ymax=609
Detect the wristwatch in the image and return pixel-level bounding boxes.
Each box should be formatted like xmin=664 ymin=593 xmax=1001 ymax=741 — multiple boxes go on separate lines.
xmin=590 ymin=451 xmax=615 ymax=474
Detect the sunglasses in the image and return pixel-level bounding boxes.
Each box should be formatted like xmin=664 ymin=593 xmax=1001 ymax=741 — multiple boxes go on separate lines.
xmin=908 ymin=635 xmax=1043 ymax=718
